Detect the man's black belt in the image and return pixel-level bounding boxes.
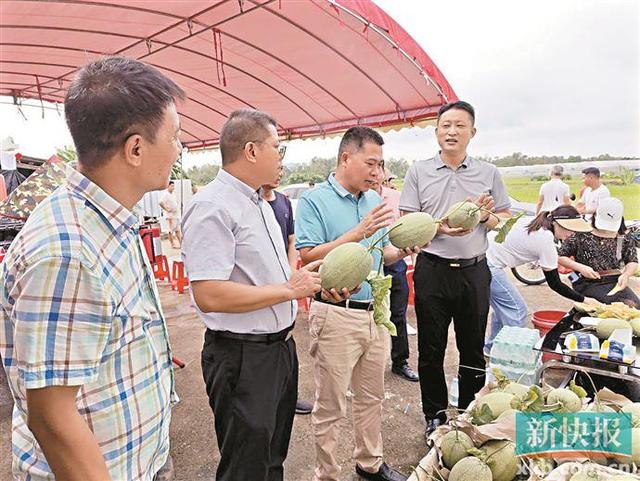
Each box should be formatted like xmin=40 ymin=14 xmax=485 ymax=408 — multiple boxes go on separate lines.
xmin=313 ymin=292 xmax=373 ymax=311
xmin=420 ymin=252 xmax=486 ymax=268
xmin=208 ymin=324 xmax=294 ymax=344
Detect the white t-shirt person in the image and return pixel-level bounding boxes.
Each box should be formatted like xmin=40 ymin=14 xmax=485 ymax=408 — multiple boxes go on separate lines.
xmin=159 ymin=190 xmax=179 ymax=220
xmin=538 ymin=178 xmax=570 ymax=212
xmin=580 ymin=184 xmax=610 ymax=216
xmin=487 ymin=220 xmax=558 ymax=270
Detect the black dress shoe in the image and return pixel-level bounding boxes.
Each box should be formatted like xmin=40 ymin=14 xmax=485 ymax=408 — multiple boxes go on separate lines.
xmin=391 ymin=362 xmax=419 ymax=382
xmin=424 ymin=417 xmax=443 ymax=438
xmin=356 ymin=462 xmax=407 ymax=481
xmin=295 ymin=399 xmax=313 ymax=415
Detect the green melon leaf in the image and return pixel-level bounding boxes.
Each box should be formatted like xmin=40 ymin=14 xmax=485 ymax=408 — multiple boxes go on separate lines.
xmin=512 ymin=385 xmax=544 ymax=412
xmin=472 ymin=403 xmax=496 ymax=425
xmin=494 ymin=212 xmax=524 ymax=243
xmin=569 ymin=380 xmax=588 ymax=399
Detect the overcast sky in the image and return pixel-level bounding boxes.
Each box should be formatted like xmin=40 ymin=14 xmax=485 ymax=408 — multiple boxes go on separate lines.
xmin=1 ymin=0 xmax=638 ymax=169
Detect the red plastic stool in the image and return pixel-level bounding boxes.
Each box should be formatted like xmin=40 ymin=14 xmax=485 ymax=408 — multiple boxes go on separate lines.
xmin=153 ymin=255 xmax=171 ymax=282
xmin=171 ymin=260 xmax=189 ymax=294
xmin=406 ymin=268 xmax=415 ymax=306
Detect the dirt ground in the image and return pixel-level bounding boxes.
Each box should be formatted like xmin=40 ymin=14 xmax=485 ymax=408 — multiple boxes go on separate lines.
xmin=1 ymin=248 xmax=638 ymax=480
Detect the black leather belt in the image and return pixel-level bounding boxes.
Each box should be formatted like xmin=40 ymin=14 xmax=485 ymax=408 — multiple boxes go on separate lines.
xmin=420 ymin=252 xmax=486 ymax=268
xmin=207 ymin=324 xmax=294 ymax=344
xmin=313 ymin=293 xmax=373 ymax=311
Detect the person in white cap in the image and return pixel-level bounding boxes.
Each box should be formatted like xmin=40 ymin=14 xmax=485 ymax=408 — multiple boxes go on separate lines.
xmin=484 ymin=205 xmax=597 ymax=356
xmin=536 ymin=165 xmax=570 ymax=214
xmin=559 ymin=197 xmax=638 ymax=306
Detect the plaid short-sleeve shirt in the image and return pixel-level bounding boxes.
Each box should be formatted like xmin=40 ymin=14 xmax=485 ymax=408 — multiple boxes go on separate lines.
xmin=0 ymin=166 xmax=175 ymax=481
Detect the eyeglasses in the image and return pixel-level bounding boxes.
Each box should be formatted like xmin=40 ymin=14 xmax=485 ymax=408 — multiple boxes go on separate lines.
xmin=278 ymin=144 xmax=287 ymax=160
xmin=251 ymin=140 xmax=287 ymax=161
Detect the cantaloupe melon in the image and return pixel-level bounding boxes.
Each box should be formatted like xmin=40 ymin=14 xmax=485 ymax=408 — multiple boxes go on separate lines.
xmin=621 ymin=402 xmax=640 ymax=427
xmin=480 ymin=440 xmax=520 ymax=481
xmin=388 ymin=212 xmax=438 ymax=249
xmin=529 ymin=458 xmax=554 ymax=477
xmin=596 ymin=318 xmax=631 ymax=339
xmin=546 ymin=388 xmax=582 ymax=413
xmin=496 ymin=408 xmax=519 ymax=421
xmin=570 ymin=465 xmax=604 ymax=481
xmin=630 ymin=318 xmax=640 ymax=337
xmin=445 ymin=201 xmax=481 ymax=230
xmin=503 ymin=382 xmax=529 ymax=398
xmin=449 ymin=456 xmax=492 ymax=481
xmin=440 ymin=430 xmax=475 ymax=470
xmin=320 ymin=242 xmax=373 ymax=291
xmin=475 ymin=391 xmax=515 ymax=421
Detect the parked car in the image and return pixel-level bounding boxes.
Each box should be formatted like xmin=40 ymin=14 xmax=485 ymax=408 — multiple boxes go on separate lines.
xmin=280 ymin=183 xmax=311 ymax=217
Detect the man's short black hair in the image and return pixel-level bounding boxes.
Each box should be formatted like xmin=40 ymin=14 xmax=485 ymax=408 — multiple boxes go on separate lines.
xmin=168 ymin=180 xmax=175 ymax=186
xmin=64 ymin=56 xmax=185 ymax=169
xmin=337 ymin=126 xmax=384 ymax=162
xmin=437 ymin=101 xmax=476 ymax=125
xmin=582 ymin=167 xmax=601 ymax=177
xmin=219 ymin=109 xmax=277 ymax=166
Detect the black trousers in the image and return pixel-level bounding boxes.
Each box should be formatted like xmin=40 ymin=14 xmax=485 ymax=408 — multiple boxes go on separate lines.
xmin=413 ymin=254 xmax=491 ymax=420
xmin=384 ymin=259 xmax=410 ymax=366
xmin=201 ymin=329 xmax=298 ymax=481
xmin=574 ymin=276 xmax=640 ymax=307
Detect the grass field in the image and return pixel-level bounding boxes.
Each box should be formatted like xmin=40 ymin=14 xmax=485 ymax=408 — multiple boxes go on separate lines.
xmin=390 ymin=177 xmax=640 ymax=220
xmin=503 ymin=177 xmax=640 ymax=220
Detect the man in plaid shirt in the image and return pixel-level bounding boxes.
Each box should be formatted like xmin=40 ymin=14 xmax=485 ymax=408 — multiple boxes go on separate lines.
xmin=0 ymin=57 xmax=184 ymax=480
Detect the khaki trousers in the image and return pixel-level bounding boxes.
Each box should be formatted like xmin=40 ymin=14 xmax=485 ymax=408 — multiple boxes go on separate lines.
xmin=309 ymin=300 xmax=390 ymax=481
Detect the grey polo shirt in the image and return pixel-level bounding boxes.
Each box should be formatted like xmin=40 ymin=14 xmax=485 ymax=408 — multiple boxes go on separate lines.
xmin=399 ymin=154 xmax=510 ymax=259
xmin=181 ymin=169 xmax=295 ymax=334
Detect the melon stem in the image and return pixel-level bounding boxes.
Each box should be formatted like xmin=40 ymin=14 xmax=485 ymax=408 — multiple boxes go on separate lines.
xmin=368 ymin=223 xmax=403 ymax=250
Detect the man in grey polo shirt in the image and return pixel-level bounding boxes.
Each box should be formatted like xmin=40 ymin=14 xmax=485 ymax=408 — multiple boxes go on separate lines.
xmin=181 ymin=109 xmax=322 ymax=481
xmin=399 ymin=101 xmax=511 ymax=436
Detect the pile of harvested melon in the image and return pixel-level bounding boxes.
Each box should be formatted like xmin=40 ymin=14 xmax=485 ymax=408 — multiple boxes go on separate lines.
xmin=409 ymin=371 xmax=640 ymax=481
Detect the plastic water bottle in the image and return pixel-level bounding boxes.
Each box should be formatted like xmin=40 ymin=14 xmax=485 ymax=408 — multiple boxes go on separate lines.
xmin=449 ymin=377 xmax=459 ymax=407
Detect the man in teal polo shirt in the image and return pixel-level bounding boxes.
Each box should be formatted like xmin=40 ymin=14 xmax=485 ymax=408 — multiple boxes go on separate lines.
xmin=296 ymin=127 xmax=417 ymax=481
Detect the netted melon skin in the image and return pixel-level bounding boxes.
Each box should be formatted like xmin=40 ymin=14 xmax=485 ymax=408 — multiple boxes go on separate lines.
xmin=320 ymin=242 xmax=373 ymax=291
xmin=445 ymin=201 xmax=481 ymax=230
xmin=389 ymin=212 xmax=437 ymax=249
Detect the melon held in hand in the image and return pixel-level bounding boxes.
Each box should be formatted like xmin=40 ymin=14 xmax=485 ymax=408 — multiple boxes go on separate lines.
xmin=388 ymin=212 xmax=438 ymax=250
xmin=445 ymin=201 xmax=481 ymax=230
xmin=320 ymin=242 xmax=373 ymax=291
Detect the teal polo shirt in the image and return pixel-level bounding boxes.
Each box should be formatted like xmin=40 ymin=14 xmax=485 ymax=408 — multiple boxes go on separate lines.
xmin=295 ymin=173 xmax=388 ymax=301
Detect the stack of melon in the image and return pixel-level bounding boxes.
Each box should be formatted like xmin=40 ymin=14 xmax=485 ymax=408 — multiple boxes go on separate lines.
xmin=439 ymin=431 xmax=521 ymax=481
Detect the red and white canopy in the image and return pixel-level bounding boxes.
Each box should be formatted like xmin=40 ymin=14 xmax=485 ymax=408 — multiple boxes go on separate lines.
xmin=0 ymin=0 xmax=457 ymax=149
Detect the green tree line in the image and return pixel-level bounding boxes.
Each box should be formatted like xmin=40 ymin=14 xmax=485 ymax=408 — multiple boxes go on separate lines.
xmin=56 ymin=145 xmax=635 ymax=186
